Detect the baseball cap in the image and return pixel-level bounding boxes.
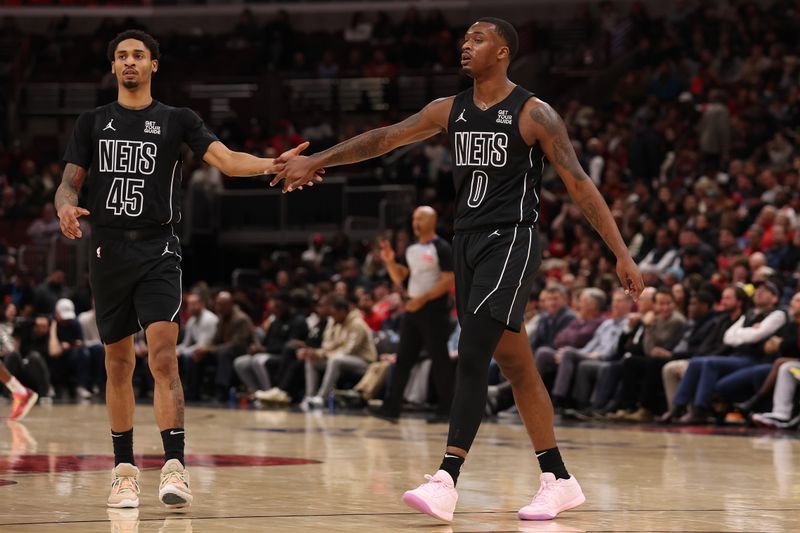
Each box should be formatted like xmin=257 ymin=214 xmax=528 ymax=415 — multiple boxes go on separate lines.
xmin=55 ymin=298 xmax=76 ymax=320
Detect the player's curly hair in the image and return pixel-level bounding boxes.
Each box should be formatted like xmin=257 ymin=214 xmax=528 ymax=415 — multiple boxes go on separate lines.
xmin=107 ymin=29 xmax=161 ymax=62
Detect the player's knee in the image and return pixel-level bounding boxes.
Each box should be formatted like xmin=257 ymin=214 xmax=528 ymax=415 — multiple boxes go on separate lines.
xmin=496 ymin=356 xmax=532 ymax=387
xmin=106 ymin=354 xmax=135 ymax=381
xmin=148 ymin=348 xmax=178 ymax=379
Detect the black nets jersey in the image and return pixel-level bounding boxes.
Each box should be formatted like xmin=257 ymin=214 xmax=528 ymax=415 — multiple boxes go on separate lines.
xmin=447 ymin=86 xmax=544 ymax=233
xmin=63 ymin=100 xmax=218 ymax=230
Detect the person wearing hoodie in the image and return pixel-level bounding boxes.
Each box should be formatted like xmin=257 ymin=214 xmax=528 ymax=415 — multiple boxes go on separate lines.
xmin=300 ymin=296 xmax=377 ymax=409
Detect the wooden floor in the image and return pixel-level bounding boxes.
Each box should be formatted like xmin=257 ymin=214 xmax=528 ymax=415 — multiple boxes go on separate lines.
xmin=1 ymin=403 xmax=798 ymax=532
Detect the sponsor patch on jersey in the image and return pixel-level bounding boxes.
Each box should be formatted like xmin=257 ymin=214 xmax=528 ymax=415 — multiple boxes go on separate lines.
xmin=144 ymin=120 xmax=161 ymax=135
xmin=496 ymin=109 xmax=512 ymax=125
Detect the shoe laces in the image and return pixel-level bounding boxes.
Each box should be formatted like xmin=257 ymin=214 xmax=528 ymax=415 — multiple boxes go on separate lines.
xmin=161 ymin=469 xmax=187 ymax=489
xmin=422 ymin=474 xmax=451 ymax=494
xmin=531 ymin=478 xmax=562 ymax=507
xmin=112 ymin=475 xmax=139 ymax=495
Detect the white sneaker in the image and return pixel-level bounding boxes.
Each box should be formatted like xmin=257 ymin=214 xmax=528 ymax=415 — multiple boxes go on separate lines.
xmin=518 ymin=473 xmax=585 ymax=520
xmin=752 ymin=412 xmax=791 ymax=428
xmin=300 ymin=396 xmax=324 ymax=410
xmin=159 ymin=459 xmax=193 ymax=509
xmin=402 ymin=470 xmax=458 ymax=522
xmin=107 ymin=463 xmax=140 ymax=508
xmin=255 ymin=388 xmax=279 ymax=401
xmin=76 ymin=386 xmax=93 ymax=400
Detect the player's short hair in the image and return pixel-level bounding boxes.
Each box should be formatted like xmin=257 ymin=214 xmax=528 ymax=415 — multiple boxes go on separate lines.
xmin=476 ymin=17 xmax=518 ymax=60
xmin=107 ymin=29 xmax=161 ymax=62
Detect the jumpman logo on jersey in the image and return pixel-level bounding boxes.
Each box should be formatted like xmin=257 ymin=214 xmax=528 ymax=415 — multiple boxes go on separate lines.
xmin=103 ymin=119 xmax=116 ymax=132
xmin=456 ymin=109 xmax=467 ymax=123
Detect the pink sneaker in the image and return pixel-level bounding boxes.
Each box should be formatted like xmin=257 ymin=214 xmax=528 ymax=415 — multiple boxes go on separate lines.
xmin=518 ymin=473 xmax=585 ymax=520
xmin=9 ymin=388 xmax=38 ymax=421
xmin=402 ymin=470 xmax=458 ymax=522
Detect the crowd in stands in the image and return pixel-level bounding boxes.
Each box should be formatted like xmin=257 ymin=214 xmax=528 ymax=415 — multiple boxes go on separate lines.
xmin=2 ymin=1 xmax=800 ymax=431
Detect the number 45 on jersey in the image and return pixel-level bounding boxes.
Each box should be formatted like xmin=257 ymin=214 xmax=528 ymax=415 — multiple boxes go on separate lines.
xmin=106 ymin=177 xmax=144 ymax=217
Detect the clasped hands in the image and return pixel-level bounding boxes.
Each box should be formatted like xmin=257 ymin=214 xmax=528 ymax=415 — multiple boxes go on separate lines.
xmin=269 ymin=141 xmax=326 ymax=193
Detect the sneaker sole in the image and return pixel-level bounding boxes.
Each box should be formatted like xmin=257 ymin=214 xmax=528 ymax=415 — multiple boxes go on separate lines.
xmin=518 ymin=493 xmax=586 ymax=520
xmin=402 ymin=491 xmax=453 ymax=522
xmin=10 ymin=392 xmax=38 ymax=421
xmin=160 ymin=487 xmax=193 ymax=509
xmin=107 ymin=498 xmax=139 ymax=509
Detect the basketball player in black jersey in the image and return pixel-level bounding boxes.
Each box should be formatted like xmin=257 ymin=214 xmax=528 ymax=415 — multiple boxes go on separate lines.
xmin=55 ymin=30 xmax=313 ymax=510
xmin=274 ymin=18 xmax=643 ymax=522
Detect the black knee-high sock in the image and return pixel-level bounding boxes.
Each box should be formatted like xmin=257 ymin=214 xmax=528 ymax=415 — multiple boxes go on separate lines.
xmin=161 ymin=428 xmax=185 ymax=466
xmin=111 ymin=428 xmax=135 ymax=466
xmin=446 ymin=312 xmax=506 ymax=452
xmin=536 ymin=447 xmax=569 ymax=480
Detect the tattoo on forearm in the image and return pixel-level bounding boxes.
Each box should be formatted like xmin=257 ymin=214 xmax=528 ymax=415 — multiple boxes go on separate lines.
xmin=576 ymin=194 xmax=603 ymax=233
xmin=318 ymin=112 xmax=423 ymax=166
xmin=169 ymin=378 xmax=185 ymax=427
xmin=528 ymin=105 xmax=586 ymax=180
xmin=55 ymin=163 xmax=86 ymax=211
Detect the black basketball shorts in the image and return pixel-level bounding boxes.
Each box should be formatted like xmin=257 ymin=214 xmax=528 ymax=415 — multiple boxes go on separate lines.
xmin=89 ymin=227 xmax=182 ymax=345
xmin=453 ymin=225 xmax=541 ymax=333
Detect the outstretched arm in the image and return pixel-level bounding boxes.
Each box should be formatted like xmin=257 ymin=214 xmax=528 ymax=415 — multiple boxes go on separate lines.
xmin=203 ymin=141 xmax=280 ymax=177
xmin=272 ymin=97 xmax=453 ymax=192
xmin=55 ymin=163 xmax=90 ymax=240
xmin=522 ymin=98 xmax=644 ymax=298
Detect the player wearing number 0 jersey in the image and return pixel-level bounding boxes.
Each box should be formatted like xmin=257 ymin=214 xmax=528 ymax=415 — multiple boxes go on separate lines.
xmin=274 ymin=17 xmax=643 ymax=524
xmin=56 ymin=29 xmax=312 ymax=511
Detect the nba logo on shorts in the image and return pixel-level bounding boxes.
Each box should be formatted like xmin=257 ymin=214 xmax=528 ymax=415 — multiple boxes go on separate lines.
xmin=96 ymin=246 xmax=102 ymax=259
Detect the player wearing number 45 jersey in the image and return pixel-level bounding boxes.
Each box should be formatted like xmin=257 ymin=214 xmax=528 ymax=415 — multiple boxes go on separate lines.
xmin=56 ymin=29 xmax=314 ymax=511
xmin=274 ymin=18 xmax=643 ymax=523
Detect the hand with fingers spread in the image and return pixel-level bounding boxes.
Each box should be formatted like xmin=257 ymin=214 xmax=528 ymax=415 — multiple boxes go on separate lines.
xmin=616 ymin=254 xmax=644 ymax=301
xmin=57 ymin=205 xmax=90 ymax=240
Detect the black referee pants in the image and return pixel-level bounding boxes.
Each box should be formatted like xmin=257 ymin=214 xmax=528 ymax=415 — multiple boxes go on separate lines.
xmin=383 ymin=301 xmax=454 ymax=417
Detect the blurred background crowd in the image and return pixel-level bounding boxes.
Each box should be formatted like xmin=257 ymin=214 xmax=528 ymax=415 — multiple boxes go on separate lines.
xmin=1 ymin=0 xmax=799 ymax=431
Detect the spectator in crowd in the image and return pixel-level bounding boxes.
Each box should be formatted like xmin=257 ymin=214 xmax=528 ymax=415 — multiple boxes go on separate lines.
xmin=257 ymin=294 xmax=333 ymax=404
xmin=233 ymin=292 xmax=308 ymax=396
xmin=77 ymin=301 xmax=105 ymax=396
xmin=535 ymin=288 xmax=606 ymax=387
xmin=300 ymin=296 xmax=376 ymax=409
xmin=733 ymin=291 xmax=800 ymax=417
xmin=176 ymin=292 xmax=219 ymax=365
xmin=33 ymin=270 xmax=69 ymax=315
xmin=661 ymin=280 xmax=788 ymax=424
xmin=549 ymin=289 xmax=632 ymax=410
xmin=638 ymin=229 xmax=680 ymax=278
xmin=48 ymin=298 xmax=89 ymax=400
xmin=583 ymin=286 xmax=658 ymax=417
xmin=530 ymin=284 xmax=576 ymax=351
xmin=608 ymin=287 xmax=686 ymax=422
xmin=660 ymin=288 xmax=745 ymax=411
xmin=183 ymin=292 xmax=254 ymax=401
xmin=13 ymin=313 xmax=55 ymax=399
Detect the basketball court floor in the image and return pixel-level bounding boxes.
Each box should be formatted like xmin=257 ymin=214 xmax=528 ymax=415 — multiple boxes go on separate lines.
xmin=1 ymin=404 xmax=798 ymax=532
